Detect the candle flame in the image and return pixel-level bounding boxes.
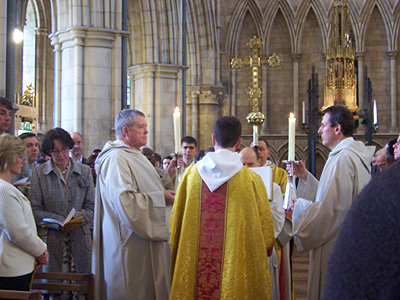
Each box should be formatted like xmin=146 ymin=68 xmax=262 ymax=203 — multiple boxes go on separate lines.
xmin=174 ymin=106 xmax=180 ymax=114
xmin=290 ymin=112 xmax=295 ymax=118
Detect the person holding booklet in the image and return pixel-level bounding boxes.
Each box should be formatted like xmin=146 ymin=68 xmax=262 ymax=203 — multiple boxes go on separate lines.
xmin=29 ymin=128 xmax=94 ymax=297
xmin=0 ymin=134 xmax=48 ymax=291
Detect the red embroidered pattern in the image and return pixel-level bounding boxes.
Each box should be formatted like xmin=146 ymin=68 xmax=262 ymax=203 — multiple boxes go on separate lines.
xmin=195 ymin=181 xmax=228 ymax=299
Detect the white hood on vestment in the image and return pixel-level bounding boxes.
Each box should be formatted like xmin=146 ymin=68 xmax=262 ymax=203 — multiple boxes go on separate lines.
xmin=196 ymin=149 xmax=243 ymax=192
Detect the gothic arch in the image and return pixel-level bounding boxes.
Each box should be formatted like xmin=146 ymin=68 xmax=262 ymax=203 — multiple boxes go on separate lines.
xmin=296 ymin=2 xmax=328 ymax=54
xmin=359 ymin=1 xmax=393 ymax=51
xmin=264 ymin=1 xmax=296 ymax=54
xmin=186 ymin=0 xmax=218 ymax=85
xmin=225 ymin=0 xmax=264 ymax=55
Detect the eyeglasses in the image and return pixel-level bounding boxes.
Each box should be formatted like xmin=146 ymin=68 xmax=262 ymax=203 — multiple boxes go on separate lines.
xmin=49 ymin=147 xmax=69 ymax=155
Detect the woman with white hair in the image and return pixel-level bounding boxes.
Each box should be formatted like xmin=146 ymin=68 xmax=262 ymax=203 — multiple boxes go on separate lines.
xmin=0 ymin=134 xmax=48 ymax=291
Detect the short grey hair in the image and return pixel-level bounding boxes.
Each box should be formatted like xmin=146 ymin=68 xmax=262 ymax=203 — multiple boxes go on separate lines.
xmin=115 ymin=109 xmax=145 ymax=138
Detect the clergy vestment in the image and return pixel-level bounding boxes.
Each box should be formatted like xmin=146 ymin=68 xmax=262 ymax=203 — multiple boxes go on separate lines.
xmin=292 ymin=137 xmax=375 ymax=300
xmin=92 ymin=140 xmax=173 ymax=300
xmin=169 ymin=149 xmax=275 ymax=300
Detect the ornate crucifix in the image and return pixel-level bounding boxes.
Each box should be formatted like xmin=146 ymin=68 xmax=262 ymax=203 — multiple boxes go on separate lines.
xmin=230 ymin=36 xmax=281 ymax=145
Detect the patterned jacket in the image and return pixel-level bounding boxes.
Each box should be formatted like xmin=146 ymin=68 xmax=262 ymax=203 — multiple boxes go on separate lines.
xmin=29 ymin=158 xmax=94 ymax=273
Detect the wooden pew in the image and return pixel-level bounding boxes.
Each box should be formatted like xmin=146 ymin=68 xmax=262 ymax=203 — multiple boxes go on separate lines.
xmin=0 ymin=290 xmax=41 ymax=300
xmin=31 ymin=272 xmax=94 ymax=300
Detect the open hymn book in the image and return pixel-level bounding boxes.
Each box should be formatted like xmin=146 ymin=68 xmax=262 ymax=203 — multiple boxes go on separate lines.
xmin=41 ymin=207 xmax=84 ymax=229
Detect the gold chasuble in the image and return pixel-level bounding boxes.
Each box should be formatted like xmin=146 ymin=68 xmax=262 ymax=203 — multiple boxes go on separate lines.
xmin=170 ymin=165 xmax=275 ymax=300
xmin=272 ymin=166 xmax=287 ymax=196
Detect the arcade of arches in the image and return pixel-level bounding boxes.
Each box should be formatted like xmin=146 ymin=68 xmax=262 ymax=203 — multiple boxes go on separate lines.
xmin=1 ymin=0 xmax=399 ymax=177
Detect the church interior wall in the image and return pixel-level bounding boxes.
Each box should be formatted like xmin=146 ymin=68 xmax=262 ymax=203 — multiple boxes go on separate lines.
xmin=364 ymin=6 xmax=391 ymax=132
xmin=3 ymin=0 xmax=400 ymax=165
xmin=267 ymin=9 xmax=294 ymax=135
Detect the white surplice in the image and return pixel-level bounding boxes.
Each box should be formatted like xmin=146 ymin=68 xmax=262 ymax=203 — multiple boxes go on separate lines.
xmin=293 ymin=137 xmax=375 ymax=300
xmin=92 ymin=140 xmax=173 ymax=300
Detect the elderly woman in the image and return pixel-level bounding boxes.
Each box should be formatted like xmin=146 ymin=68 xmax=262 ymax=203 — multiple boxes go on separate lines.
xmin=29 ymin=128 xmax=94 ymax=282
xmin=0 ymin=134 xmax=48 ymax=291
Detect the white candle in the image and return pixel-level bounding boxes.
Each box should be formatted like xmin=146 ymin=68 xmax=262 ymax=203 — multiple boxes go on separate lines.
xmin=173 ymin=107 xmax=181 ymax=153
xmin=288 ymin=113 xmax=296 ymax=161
xmin=373 ymin=99 xmax=378 ymax=124
xmin=253 ymin=125 xmax=258 ymax=147
xmin=302 ymin=101 xmax=306 ymax=124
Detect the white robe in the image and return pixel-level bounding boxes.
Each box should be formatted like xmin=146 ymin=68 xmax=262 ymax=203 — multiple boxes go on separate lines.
xmin=268 ymin=183 xmax=284 ymax=300
xmin=293 ymin=137 xmax=375 ymax=300
xmin=92 ymin=140 xmax=173 ymax=300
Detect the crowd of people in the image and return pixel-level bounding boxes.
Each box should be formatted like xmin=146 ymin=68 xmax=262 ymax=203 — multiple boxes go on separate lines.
xmin=0 ymin=94 xmax=400 ymax=300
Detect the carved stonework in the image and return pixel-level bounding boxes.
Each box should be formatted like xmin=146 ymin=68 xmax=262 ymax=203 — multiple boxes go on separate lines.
xmin=199 ymin=90 xmax=223 ymax=106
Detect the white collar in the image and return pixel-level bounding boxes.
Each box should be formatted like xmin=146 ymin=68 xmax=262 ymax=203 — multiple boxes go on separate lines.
xmin=197 ymin=149 xmax=243 ymax=192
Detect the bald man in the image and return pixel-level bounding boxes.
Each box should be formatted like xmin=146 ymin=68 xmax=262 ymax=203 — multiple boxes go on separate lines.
xmin=239 ymin=147 xmax=293 ymax=300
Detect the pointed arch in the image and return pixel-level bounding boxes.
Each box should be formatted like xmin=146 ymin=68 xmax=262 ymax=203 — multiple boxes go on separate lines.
xmin=263 ymin=0 xmax=296 ymax=54
xmin=296 ymin=1 xmax=328 ymax=54
xmin=360 ymin=1 xmax=393 ymax=50
xmin=225 ymin=0 xmax=263 ymax=55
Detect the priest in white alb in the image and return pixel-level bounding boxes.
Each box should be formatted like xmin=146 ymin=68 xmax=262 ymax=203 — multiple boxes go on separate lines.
xmin=288 ymin=105 xmax=375 ymax=300
xmin=92 ymin=109 xmax=176 ymax=300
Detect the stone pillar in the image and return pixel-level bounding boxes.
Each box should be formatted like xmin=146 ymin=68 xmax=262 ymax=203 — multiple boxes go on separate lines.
xmin=71 ymin=29 xmax=85 ymax=133
xmin=231 ymin=69 xmax=237 ymax=116
xmin=129 ymin=63 xmax=181 ymax=156
xmin=0 ymin=0 xmax=6 ymax=95
xmin=355 ymin=51 xmax=365 ymax=110
xmin=49 ymin=34 xmax=61 ymax=127
xmin=184 ymin=88 xmax=201 ymax=142
xmin=292 ymin=53 xmax=301 ymax=125
xmin=35 ymin=28 xmax=50 ymax=131
xmin=51 ymin=28 xmax=118 ymax=153
xmin=198 ymin=87 xmax=224 ymax=149
xmin=261 ymin=66 xmax=268 ymax=134
xmin=388 ymin=50 xmax=398 ymax=132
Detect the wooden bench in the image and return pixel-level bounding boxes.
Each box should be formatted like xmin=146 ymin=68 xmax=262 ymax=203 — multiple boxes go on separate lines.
xmin=0 ymin=290 xmax=41 ymax=300
xmin=31 ymin=272 xmax=94 ymax=300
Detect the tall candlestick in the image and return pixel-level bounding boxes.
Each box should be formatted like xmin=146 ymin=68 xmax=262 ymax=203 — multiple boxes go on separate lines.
xmin=253 ymin=125 xmax=258 ymax=146
xmin=173 ymin=107 xmax=181 ymax=153
xmin=288 ymin=113 xmax=296 ymax=161
xmin=373 ymin=99 xmax=378 ymax=125
xmin=302 ymin=101 xmax=306 ymax=124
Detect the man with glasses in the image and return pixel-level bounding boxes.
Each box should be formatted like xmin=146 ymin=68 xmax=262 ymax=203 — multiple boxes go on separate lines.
xmin=93 ymin=109 xmax=176 ymax=300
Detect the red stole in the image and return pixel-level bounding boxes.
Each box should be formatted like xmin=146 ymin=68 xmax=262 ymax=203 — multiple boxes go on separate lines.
xmin=195 ymin=181 xmax=227 ymax=299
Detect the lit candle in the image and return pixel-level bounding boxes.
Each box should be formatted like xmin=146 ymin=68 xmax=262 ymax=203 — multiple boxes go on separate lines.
xmin=302 ymin=101 xmax=306 ymax=124
xmin=253 ymin=125 xmax=258 ymax=147
xmin=173 ymin=107 xmax=181 ymax=153
xmin=373 ymin=99 xmax=378 ymax=124
xmin=288 ymin=113 xmax=296 ymax=161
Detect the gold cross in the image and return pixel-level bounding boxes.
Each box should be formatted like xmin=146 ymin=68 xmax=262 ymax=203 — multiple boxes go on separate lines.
xmin=230 ymin=36 xmax=281 ymax=113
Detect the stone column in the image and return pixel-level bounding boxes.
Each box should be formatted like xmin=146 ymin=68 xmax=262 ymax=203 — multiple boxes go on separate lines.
xmin=51 ymin=28 xmax=119 ymax=153
xmin=129 ymin=63 xmax=181 ymax=156
xmin=261 ymin=66 xmax=268 ymax=134
xmin=71 ymin=29 xmax=85 ymax=133
xmin=355 ymin=51 xmax=365 ymax=110
xmin=35 ymin=28 xmax=50 ymax=131
xmin=198 ymin=87 xmax=224 ymax=149
xmin=292 ymin=53 xmax=301 ymax=125
xmin=49 ymin=34 xmax=61 ymax=127
xmin=0 ymin=0 xmax=6 ymax=95
xmin=190 ymin=90 xmax=200 ymax=141
xmin=388 ymin=50 xmax=398 ymax=132
xmin=231 ymin=69 xmax=237 ymax=116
